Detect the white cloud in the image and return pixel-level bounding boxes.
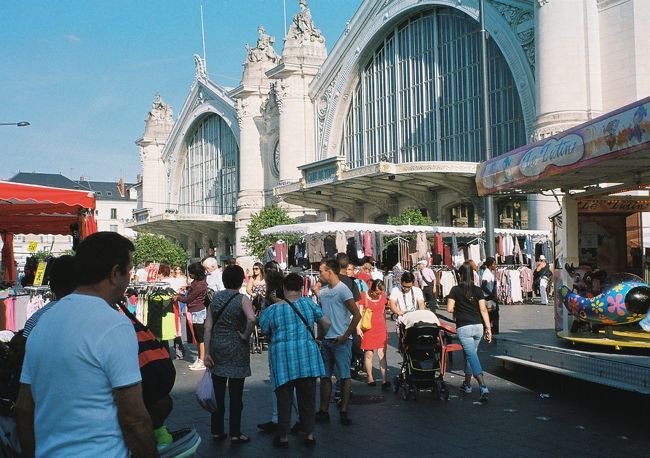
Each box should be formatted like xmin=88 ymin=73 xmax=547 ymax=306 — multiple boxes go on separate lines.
xmin=65 ymin=34 xmax=81 ymax=43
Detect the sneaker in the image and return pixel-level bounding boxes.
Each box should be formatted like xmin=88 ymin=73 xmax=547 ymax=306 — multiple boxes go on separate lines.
xmin=314 ymin=410 xmax=330 ymax=423
xmin=479 ymin=385 xmax=489 ymax=402
xmin=189 ymin=360 xmax=205 ymax=371
xmin=460 ymin=382 xmax=472 ymax=394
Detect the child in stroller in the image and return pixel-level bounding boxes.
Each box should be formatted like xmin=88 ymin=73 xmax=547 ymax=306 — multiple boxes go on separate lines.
xmin=393 ymin=310 xmax=449 ymax=401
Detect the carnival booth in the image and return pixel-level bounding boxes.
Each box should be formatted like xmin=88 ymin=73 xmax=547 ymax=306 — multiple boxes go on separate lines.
xmin=0 ymin=180 xmax=97 ymax=330
xmin=261 ymin=221 xmax=549 ymax=304
xmin=476 ymin=96 xmax=650 ymax=349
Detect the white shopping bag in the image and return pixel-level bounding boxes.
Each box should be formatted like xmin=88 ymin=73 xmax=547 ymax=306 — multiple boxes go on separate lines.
xmin=195 ymin=369 xmax=217 ymax=412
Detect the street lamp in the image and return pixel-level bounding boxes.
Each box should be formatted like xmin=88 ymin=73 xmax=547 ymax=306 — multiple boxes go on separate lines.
xmin=0 ymin=121 xmax=30 ymax=127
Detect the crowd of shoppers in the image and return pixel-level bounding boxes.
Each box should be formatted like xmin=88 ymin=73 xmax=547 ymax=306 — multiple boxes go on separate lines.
xmin=0 ymin=236 xmax=497 ymax=455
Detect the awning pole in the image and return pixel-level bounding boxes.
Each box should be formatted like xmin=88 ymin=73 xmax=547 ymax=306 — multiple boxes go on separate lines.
xmin=480 ymin=0 xmax=496 ymax=257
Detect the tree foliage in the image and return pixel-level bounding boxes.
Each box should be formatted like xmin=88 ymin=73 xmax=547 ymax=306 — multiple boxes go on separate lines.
xmin=242 ymin=204 xmax=298 ymax=260
xmin=387 ymin=206 xmax=434 ymax=226
xmin=132 ymin=233 xmax=189 ymax=267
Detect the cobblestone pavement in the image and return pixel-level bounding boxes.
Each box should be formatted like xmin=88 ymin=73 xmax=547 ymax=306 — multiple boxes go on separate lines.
xmin=167 ymin=304 xmax=650 ymax=457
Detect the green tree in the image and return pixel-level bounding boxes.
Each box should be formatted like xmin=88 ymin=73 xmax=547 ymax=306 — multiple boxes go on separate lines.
xmin=242 ymin=204 xmax=298 ymax=260
xmin=132 ymin=233 xmax=189 ymax=267
xmin=386 ymin=206 xmax=434 ymax=226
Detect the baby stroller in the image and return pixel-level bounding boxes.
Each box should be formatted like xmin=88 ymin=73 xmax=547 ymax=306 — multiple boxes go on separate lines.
xmin=393 ymin=322 xmax=449 ymax=401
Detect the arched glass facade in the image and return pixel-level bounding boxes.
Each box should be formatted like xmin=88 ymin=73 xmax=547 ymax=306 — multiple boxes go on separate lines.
xmin=342 ymin=8 xmax=526 ymax=168
xmin=179 ymin=114 xmax=239 ymax=215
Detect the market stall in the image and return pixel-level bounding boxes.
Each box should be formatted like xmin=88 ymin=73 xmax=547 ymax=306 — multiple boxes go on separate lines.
xmin=0 ymin=181 xmax=97 ymax=282
xmin=476 ymin=96 xmax=650 ymax=348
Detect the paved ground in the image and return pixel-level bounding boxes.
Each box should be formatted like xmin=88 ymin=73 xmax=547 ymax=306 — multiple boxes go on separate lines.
xmin=167 ymin=304 xmax=650 ymax=457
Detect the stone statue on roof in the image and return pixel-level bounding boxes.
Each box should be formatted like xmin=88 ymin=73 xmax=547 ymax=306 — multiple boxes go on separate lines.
xmin=193 ymin=54 xmax=207 ymax=79
xmin=289 ymin=0 xmax=324 ymax=44
xmin=245 ymin=25 xmax=279 ymax=63
xmin=147 ymin=92 xmax=172 ymax=122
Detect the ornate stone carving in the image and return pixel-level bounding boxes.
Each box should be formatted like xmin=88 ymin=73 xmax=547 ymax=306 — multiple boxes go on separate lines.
xmin=316 ymin=77 xmax=340 ymax=156
xmin=235 ymin=98 xmax=249 ymax=125
xmin=270 ymin=80 xmax=287 ymax=114
xmin=193 ymin=54 xmax=207 ymax=79
xmin=147 ymin=92 xmax=173 ymax=123
xmin=491 ymin=1 xmax=535 ymax=73
xmin=245 ymin=26 xmax=279 ymax=64
xmin=287 ymin=0 xmax=324 ymax=44
xmin=537 ymin=0 xmax=550 ymax=6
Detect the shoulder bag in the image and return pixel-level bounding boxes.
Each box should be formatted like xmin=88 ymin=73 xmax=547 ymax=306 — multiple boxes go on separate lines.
xmin=285 ymin=299 xmax=315 ymax=340
xmin=360 ymin=295 xmax=373 ymax=331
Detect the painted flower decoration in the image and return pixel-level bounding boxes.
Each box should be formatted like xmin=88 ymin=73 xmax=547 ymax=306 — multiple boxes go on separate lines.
xmin=568 ymin=297 xmax=580 ymax=315
xmin=590 ymin=299 xmax=604 ymax=314
xmin=607 ymin=293 xmax=626 ymax=316
xmin=612 ymin=284 xmax=624 ymax=293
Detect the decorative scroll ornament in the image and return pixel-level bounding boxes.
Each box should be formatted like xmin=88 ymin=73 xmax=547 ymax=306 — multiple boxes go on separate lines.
xmin=245 ymin=25 xmax=279 ymax=64
xmin=236 ymin=98 xmax=249 ymax=125
xmin=288 ymin=0 xmax=324 ymax=44
xmin=316 ymin=77 xmax=340 ymax=156
xmin=193 ymin=54 xmax=207 ymax=79
xmin=270 ymin=80 xmax=287 ymax=114
xmin=491 ymin=0 xmax=535 ymax=73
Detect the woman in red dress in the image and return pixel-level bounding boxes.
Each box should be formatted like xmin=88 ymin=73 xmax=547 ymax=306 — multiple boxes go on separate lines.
xmin=358 ymin=279 xmax=390 ymax=389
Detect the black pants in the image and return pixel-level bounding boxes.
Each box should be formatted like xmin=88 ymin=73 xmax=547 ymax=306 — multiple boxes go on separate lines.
xmin=422 ymin=285 xmax=437 ymax=309
xmin=276 ymin=377 xmax=316 ymax=436
xmin=211 ymin=375 xmax=245 ymax=436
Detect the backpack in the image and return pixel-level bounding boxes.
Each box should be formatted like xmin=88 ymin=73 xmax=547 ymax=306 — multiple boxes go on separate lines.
xmin=204 ymin=288 xmax=215 ymax=308
xmin=118 ymin=303 xmax=176 ymax=405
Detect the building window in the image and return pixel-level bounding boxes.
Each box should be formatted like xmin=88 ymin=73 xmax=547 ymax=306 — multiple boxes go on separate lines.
xmin=450 ymin=203 xmax=474 ymax=227
xmin=110 ymin=208 xmax=117 ymax=220
xmin=109 ymin=225 xmax=118 ymax=232
xmin=180 ymin=114 xmax=239 ymax=215
xmin=342 ymin=8 xmax=526 ymax=168
xmin=498 ymin=199 xmax=527 ymax=229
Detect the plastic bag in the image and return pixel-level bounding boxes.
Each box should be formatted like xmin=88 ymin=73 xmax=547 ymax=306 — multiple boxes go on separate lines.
xmin=360 ymin=307 xmax=373 ymax=331
xmin=196 ymin=369 xmax=217 ymax=412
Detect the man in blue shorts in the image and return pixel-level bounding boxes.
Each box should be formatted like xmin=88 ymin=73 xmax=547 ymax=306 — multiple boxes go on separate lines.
xmin=315 ymin=259 xmax=361 ymax=426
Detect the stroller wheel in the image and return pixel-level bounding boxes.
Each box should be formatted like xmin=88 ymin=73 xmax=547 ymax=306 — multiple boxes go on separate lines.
xmin=408 ymin=387 xmax=418 ymax=401
xmin=400 ymin=384 xmax=409 ymax=401
xmin=433 ymin=379 xmax=443 ymax=400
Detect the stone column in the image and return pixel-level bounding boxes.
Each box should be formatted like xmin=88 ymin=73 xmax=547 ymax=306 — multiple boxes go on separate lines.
xmin=534 ymin=0 xmax=602 ymax=139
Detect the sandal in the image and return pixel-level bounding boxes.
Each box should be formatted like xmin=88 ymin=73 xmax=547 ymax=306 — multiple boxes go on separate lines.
xmin=230 ymin=435 xmax=251 ymax=445
xmin=382 ymin=382 xmax=391 ymax=390
xmin=367 ymin=381 xmax=377 ymax=387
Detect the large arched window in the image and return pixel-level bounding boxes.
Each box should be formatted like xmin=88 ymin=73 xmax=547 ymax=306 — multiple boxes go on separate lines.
xmin=342 ymin=8 xmax=526 ymax=168
xmin=179 ymin=114 xmax=239 ymax=215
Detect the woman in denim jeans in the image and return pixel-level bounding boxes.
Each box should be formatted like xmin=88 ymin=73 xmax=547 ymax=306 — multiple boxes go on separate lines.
xmin=446 ymin=262 xmax=493 ymax=401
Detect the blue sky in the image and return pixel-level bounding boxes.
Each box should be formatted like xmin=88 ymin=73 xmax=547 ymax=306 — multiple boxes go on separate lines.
xmin=1 ymin=0 xmax=362 ymax=183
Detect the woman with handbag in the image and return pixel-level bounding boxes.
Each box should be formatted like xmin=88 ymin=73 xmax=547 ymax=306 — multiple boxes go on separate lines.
xmin=258 ymin=273 xmax=330 ymax=449
xmin=204 ymin=265 xmax=256 ymax=445
xmin=246 ymin=262 xmax=266 ymax=311
xmin=357 ymin=279 xmax=389 ymax=389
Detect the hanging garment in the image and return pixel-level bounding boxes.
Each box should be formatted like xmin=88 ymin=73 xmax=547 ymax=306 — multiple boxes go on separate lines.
xmin=439 ymin=270 xmax=457 ymax=298
xmin=514 ymin=238 xmax=524 ymax=265
xmin=468 ymin=244 xmax=481 ymax=264
xmin=508 ymin=270 xmax=523 ymax=303
xmin=497 ymin=235 xmax=505 ymax=257
xmin=307 ymin=237 xmax=325 ymax=262
xmin=363 ymin=231 xmax=374 ymax=258
xmin=479 ymin=240 xmax=486 ymax=262
xmin=335 ymin=231 xmax=347 ymax=254
xmin=416 ymin=232 xmax=428 ymax=260
xmin=542 ymin=240 xmax=552 ymax=264
xmin=375 ymin=232 xmax=384 ymax=263
xmin=323 ymin=236 xmax=337 ymax=258
xmin=504 ymin=235 xmax=515 ymax=258
xmin=525 ymin=235 xmax=534 ymax=271
xmin=262 ymin=246 xmax=275 ymax=264
xmin=274 ymin=241 xmax=288 ymax=269
xmin=355 ymin=232 xmax=364 ymax=259
xmin=443 ymin=245 xmax=452 ymax=268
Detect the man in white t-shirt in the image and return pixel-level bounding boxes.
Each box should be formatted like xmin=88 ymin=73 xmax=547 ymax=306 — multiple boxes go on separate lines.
xmin=16 ymin=232 xmax=156 ymax=457
xmin=316 ymin=259 xmax=361 ymax=426
xmin=134 ymin=261 xmax=150 ymax=283
xmin=389 ymin=271 xmax=426 ymax=324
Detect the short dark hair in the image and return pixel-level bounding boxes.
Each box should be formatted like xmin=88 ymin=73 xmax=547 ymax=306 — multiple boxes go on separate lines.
xmin=223 ymin=265 xmax=245 ymax=289
xmin=187 ymin=262 xmax=206 ymax=280
xmin=74 ymin=232 xmax=134 ymax=286
xmin=400 ymin=271 xmax=415 ymax=284
xmin=484 ymin=257 xmax=496 ymax=268
xmin=335 ymin=252 xmax=349 ymax=269
xmin=321 ymin=259 xmax=340 ymax=275
xmin=224 ymin=258 xmax=237 ymax=267
xmin=48 ymin=255 xmax=76 ymax=299
xmin=283 ymin=273 xmax=303 ymax=292
xmin=264 ymin=261 xmax=279 ymax=274
xmin=265 ymin=271 xmax=285 ymax=302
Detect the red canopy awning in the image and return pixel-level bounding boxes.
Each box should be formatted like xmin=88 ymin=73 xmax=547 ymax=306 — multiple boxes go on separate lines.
xmin=1 ymin=181 xmax=97 ymax=284
xmin=0 ymin=180 xmax=96 ymax=235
